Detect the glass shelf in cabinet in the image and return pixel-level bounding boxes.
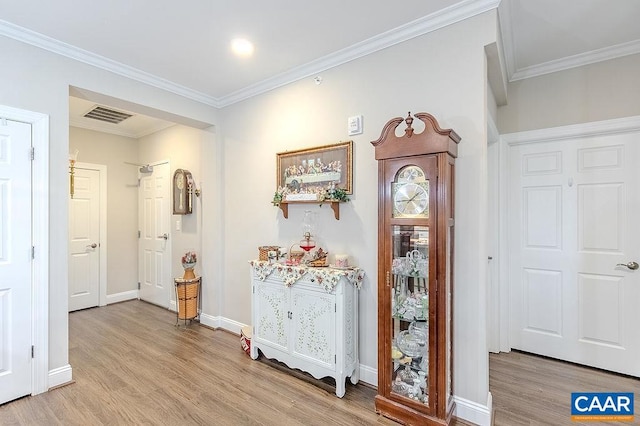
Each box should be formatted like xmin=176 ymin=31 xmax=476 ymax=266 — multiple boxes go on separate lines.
xmin=393 ymin=358 xmax=429 ymax=374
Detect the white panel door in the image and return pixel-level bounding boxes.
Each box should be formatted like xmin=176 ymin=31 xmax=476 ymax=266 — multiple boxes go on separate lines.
xmin=68 ymin=167 xmax=100 ymax=312
xmin=509 ymin=133 xmax=640 ymax=376
xmin=138 ymin=162 xmax=171 ymax=307
xmin=0 ymin=119 xmax=32 ymax=404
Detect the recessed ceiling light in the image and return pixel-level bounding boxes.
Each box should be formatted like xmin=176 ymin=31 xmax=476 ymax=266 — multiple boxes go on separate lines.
xmin=231 ymin=38 xmax=254 ymax=57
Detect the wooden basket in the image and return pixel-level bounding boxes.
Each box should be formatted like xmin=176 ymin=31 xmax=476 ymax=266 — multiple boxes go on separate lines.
xmin=176 ymin=281 xmax=199 ymax=320
xmin=308 ymin=258 xmax=328 ymax=267
xmin=289 ymin=250 xmax=305 ymax=263
xmin=258 ymin=246 xmax=279 ymax=261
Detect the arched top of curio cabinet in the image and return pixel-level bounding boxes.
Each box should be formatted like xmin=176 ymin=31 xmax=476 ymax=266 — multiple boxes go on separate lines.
xmin=371 ymin=112 xmax=460 ymax=160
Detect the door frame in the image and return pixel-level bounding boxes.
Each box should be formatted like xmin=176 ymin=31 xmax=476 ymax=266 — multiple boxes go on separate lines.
xmin=73 ymin=162 xmax=108 ymax=307
xmin=0 ymin=104 xmax=49 ymax=395
xmin=488 ymin=115 xmax=511 ymax=354
xmin=496 ymin=114 xmax=640 ymax=354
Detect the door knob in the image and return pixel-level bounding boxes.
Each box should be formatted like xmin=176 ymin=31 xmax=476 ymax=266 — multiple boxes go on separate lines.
xmin=86 ymin=243 xmax=97 ymax=249
xmin=157 ymin=233 xmax=168 ymax=240
xmin=616 ymin=261 xmax=639 ymax=270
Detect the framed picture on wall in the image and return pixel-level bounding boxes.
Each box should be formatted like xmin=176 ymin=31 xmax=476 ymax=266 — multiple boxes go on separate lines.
xmin=276 ymin=141 xmax=353 ymax=196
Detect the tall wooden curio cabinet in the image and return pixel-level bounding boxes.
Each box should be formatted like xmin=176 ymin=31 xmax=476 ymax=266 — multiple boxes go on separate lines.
xmin=372 ymin=112 xmax=459 ymax=425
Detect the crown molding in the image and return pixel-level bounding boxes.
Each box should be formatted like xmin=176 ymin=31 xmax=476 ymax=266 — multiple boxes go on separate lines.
xmin=0 ymin=19 xmax=221 ymax=107
xmin=5 ymin=2 xmax=637 ymax=107
xmin=1 ymin=0 xmax=500 ymax=109
xmin=218 ymin=0 xmax=501 ymax=106
xmin=509 ymin=39 xmax=640 ymax=81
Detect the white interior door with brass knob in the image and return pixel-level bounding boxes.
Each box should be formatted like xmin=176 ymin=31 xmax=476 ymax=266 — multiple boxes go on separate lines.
xmin=69 ymin=165 xmax=102 ymax=312
xmin=508 ymin=126 xmax=640 ymax=377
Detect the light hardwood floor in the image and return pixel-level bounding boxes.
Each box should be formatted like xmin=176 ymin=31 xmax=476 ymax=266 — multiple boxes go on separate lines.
xmin=490 ymin=351 xmax=640 ymax=425
xmin=0 ymin=300 xmax=637 ymax=425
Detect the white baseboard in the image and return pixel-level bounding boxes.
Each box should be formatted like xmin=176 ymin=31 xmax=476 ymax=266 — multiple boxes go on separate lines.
xmin=199 ymin=313 xmax=220 ymax=329
xmin=218 ymin=317 xmax=246 ymax=335
xmin=106 ymin=290 xmax=138 ymax=305
xmin=359 ymin=364 xmax=377 ymax=387
xmin=454 ymin=392 xmax=493 ymax=426
xmin=200 ymin=314 xmax=246 ymax=335
xmin=48 ymin=364 xmax=73 ymax=390
xmin=174 ymin=312 xmax=241 ymax=336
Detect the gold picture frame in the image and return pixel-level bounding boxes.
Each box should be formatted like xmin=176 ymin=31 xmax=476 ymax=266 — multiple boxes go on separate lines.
xmin=276 ymin=141 xmax=353 ymax=195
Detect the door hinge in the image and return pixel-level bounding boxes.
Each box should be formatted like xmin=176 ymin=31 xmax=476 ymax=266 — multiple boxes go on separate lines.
xmin=32 ymin=246 xmax=35 ymax=259
xmin=31 ymin=345 xmax=34 ymax=358
xmin=335 ymin=303 xmax=337 ymax=313
xmin=138 ymin=230 xmax=141 ymax=238
xmin=252 ymin=286 xmax=255 ymax=294
xmin=137 ymin=282 xmax=141 ymax=290
xmin=30 ymin=147 xmax=35 ymax=161
xmin=334 ymin=354 xmax=336 ymax=363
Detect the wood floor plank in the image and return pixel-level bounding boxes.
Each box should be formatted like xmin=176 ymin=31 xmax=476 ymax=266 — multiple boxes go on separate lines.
xmin=490 ymin=351 xmax=640 ymax=426
xmin=1 ymin=300 xmax=635 ymax=425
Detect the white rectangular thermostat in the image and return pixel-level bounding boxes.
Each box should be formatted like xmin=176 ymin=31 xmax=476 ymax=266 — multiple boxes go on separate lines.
xmin=348 ymin=115 xmax=363 ymax=136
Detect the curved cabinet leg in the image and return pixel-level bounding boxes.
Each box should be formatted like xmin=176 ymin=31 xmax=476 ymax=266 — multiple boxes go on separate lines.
xmin=335 ymin=376 xmax=346 ymax=398
xmin=250 ymin=344 xmax=258 ymax=360
xmin=350 ymin=366 xmax=360 ymax=385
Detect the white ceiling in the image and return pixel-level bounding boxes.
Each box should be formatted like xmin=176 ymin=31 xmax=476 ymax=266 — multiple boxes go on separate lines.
xmin=2 ymin=0 xmax=640 ymax=136
xmin=500 ymin=0 xmax=640 ymax=80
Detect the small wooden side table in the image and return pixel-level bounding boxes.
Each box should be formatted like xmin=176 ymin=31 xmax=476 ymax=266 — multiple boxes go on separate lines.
xmin=174 ymin=276 xmax=200 ymax=326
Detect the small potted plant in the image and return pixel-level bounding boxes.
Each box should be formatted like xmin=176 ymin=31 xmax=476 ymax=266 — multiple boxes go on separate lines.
xmin=181 ymin=251 xmax=197 ymax=279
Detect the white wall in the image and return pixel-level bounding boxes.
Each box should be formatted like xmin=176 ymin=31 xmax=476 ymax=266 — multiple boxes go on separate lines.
xmin=0 ymin=34 xmax=218 ymax=372
xmin=217 ymin=11 xmax=497 ymax=407
xmin=498 ymin=53 xmax=640 ymax=133
xmin=69 ymin=127 xmax=139 ymax=296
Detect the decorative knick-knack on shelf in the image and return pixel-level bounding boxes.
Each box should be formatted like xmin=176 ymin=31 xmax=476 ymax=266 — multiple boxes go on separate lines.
xmin=181 ymin=251 xmax=197 ymax=280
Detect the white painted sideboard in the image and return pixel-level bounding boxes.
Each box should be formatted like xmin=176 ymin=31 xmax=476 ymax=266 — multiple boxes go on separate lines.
xmin=249 ymin=261 xmax=364 ymax=397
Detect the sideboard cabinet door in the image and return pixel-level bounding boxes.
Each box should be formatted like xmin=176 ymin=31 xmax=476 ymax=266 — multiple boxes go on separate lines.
xmin=291 ymin=285 xmax=336 ymax=369
xmin=253 ymin=278 xmax=290 ymax=352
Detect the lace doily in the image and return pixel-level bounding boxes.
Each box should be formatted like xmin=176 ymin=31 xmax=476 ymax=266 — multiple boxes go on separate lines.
xmin=249 ymin=260 xmax=364 ymax=292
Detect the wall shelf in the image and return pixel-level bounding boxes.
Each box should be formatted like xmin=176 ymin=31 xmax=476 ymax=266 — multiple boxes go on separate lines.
xmin=277 ymin=201 xmax=342 ymax=220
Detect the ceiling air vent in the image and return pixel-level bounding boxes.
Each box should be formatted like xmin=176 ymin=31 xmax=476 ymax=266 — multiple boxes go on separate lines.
xmin=84 ymin=106 xmax=133 ymax=124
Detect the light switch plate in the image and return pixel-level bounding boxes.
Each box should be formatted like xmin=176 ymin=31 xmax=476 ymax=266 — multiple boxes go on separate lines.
xmin=348 ymin=115 xmax=363 ymax=136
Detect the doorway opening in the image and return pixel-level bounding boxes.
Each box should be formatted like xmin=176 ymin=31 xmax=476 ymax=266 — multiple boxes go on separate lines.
xmin=67 ymin=87 xmax=213 ymax=313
